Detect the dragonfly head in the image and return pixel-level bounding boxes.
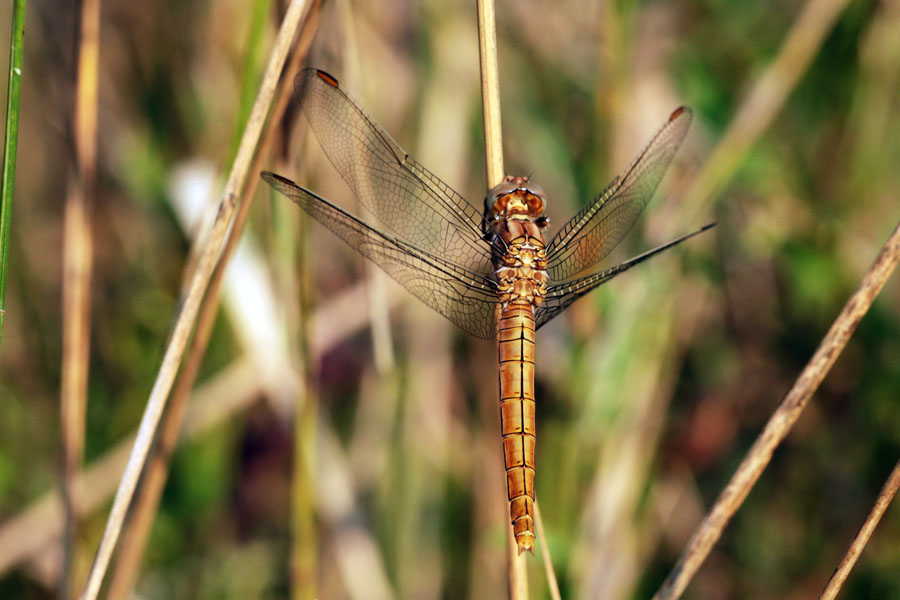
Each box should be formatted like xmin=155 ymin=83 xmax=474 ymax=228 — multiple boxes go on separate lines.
xmin=486 ymin=175 xmax=547 ymax=223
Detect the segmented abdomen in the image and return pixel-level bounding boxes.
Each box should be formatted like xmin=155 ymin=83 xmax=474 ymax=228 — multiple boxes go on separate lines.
xmin=498 ymin=304 xmax=537 ymax=554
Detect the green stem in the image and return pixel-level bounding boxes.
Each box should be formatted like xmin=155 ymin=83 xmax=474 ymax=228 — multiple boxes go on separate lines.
xmin=0 ymin=0 xmax=27 ymax=354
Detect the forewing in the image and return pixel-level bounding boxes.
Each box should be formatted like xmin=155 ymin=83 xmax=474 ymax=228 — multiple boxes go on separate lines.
xmin=262 ymin=172 xmax=500 ymax=339
xmin=535 ymin=223 xmax=713 ymax=328
xmin=545 ymin=107 xmax=692 ymax=281
xmin=296 ymin=69 xmax=496 ymax=275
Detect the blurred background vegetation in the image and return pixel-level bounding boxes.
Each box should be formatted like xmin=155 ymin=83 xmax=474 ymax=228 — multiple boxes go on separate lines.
xmin=1 ymin=0 xmax=900 ymax=598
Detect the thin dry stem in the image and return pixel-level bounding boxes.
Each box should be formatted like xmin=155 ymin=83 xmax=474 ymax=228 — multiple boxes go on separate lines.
xmin=476 ymin=1 xmax=532 ymax=594
xmin=60 ymin=0 xmax=101 ymax=595
xmin=476 ymin=0 xmax=504 ymax=188
xmin=819 ymin=457 xmax=900 ymax=600
xmin=77 ymin=3 xmax=310 ymax=599
xmin=506 ymin=512 xmax=529 ymax=600
xmin=654 ymin=218 xmax=900 ymax=600
xmin=103 ymin=5 xmax=323 ymax=599
xmin=677 ymin=0 xmax=851 ymax=227
xmin=534 ymin=500 xmax=561 ymax=600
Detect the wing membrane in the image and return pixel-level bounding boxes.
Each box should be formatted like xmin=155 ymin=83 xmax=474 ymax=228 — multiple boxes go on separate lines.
xmin=545 ymin=107 xmax=692 ymax=281
xmin=262 ymin=172 xmax=500 ymax=339
xmin=295 ymin=69 xmax=496 ymax=275
xmin=536 ymin=223 xmax=714 ymax=328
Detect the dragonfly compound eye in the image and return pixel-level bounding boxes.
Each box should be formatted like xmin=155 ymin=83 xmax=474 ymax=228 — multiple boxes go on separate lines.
xmin=525 ymin=193 xmax=544 ymax=215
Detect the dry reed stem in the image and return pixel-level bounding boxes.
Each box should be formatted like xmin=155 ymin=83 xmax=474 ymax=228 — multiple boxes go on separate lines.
xmin=103 ymin=5 xmax=323 ymax=598
xmin=819 ymin=457 xmax=900 ymax=600
xmin=477 ymin=0 xmax=504 ymax=189
xmin=0 ymin=358 xmax=261 ymax=576
xmin=534 ymin=500 xmax=561 ymax=600
xmin=677 ymin=0 xmax=851 ymax=226
xmin=476 ymin=0 xmax=531 ymax=595
xmin=60 ymin=0 xmax=101 ymax=595
xmin=654 ymin=218 xmax=900 ymax=600
xmin=76 ymin=3 xmax=310 ymax=599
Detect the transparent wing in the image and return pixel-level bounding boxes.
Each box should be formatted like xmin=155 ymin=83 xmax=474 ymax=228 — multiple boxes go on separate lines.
xmin=545 ymin=107 xmax=693 ymax=281
xmin=535 ymin=223 xmax=714 ymax=329
xmin=295 ymin=68 xmax=497 ymax=276
xmin=262 ymin=172 xmax=500 ymax=339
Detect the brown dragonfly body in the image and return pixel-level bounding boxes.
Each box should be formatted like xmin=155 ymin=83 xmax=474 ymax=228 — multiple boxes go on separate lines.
xmin=263 ymin=69 xmax=709 ymax=554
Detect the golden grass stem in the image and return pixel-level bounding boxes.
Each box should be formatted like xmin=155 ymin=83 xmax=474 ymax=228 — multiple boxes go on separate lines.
xmin=677 ymin=0 xmax=851 ymax=226
xmin=654 ymin=218 xmax=900 ymax=600
xmin=819 ymin=458 xmax=900 ymax=600
xmin=534 ymin=500 xmax=561 ymax=600
xmin=476 ymin=2 xmax=537 ymax=594
xmin=76 ymin=3 xmax=310 ymax=599
xmin=101 ymin=4 xmax=323 ymax=599
xmin=476 ymin=0 xmax=504 ymax=188
xmin=60 ymin=0 xmax=101 ymax=595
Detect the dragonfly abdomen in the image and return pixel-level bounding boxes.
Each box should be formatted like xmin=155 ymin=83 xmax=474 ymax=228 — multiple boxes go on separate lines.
xmin=498 ymin=304 xmax=537 ymax=554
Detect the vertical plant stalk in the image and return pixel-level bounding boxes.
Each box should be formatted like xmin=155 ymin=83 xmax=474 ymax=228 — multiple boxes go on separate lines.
xmin=0 ymin=0 xmax=27 ymax=351
xmin=654 ymin=218 xmax=900 ymax=600
xmin=102 ymin=4 xmax=323 ymax=599
xmin=476 ymin=0 xmax=530 ymax=597
xmin=534 ymin=500 xmax=561 ymax=600
xmin=60 ymin=0 xmax=101 ymax=596
xmin=476 ymin=0 xmax=504 ymax=188
xmin=77 ymin=3 xmax=310 ymax=599
xmin=819 ymin=458 xmax=900 ymax=600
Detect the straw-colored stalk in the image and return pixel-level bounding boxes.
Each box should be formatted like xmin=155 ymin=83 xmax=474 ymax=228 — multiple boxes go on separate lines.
xmin=476 ymin=0 xmax=537 ymax=596
xmin=654 ymin=218 xmax=900 ymax=600
xmin=77 ymin=3 xmax=311 ymax=599
xmin=102 ymin=4 xmax=324 ymax=599
xmin=60 ymin=0 xmax=100 ymax=596
xmin=819 ymin=457 xmax=900 ymax=599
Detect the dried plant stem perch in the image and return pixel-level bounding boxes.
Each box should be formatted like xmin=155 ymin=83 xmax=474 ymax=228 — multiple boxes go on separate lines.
xmin=476 ymin=0 xmax=531 ymax=596
xmin=534 ymin=500 xmax=561 ymax=600
xmin=654 ymin=218 xmax=900 ymax=600
xmin=819 ymin=457 xmax=900 ymax=599
xmin=477 ymin=0 xmax=504 ymax=189
xmin=77 ymin=3 xmax=310 ymax=599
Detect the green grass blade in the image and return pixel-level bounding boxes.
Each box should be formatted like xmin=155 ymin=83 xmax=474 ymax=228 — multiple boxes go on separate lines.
xmin=0 ymin=0 xmax=27 ymax=353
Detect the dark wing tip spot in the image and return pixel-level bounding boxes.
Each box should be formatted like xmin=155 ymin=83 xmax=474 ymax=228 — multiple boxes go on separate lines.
xmin=316 ymin=70 xmax=340 ymax=88
xmin=669 ymin=106 xmax=692 ymax=121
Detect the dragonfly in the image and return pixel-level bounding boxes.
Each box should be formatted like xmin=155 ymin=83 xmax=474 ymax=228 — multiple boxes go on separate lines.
xmin=262 ymin=68 xmax=712 ymax=555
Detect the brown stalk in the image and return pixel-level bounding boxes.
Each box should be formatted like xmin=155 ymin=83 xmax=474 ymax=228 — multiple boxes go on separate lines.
xmin=60 ymin=0 xmax=100 ymax=596
xmin=676 ymin=0 xmax=852 ymax=226
xmin=819 ymin=457 xmax=900 ymax=600
xmin=102 ymin=4 xmax=324 ymax=599
xmin=476 ymin=0 xmax=531 ymax=596
xmin=654 ymin=218 xmax=900 ymax=600
xmin=534 ymin=500 xmax=561 ymax=600
xmin=76 ymin=3 xmax=311 ymax=599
